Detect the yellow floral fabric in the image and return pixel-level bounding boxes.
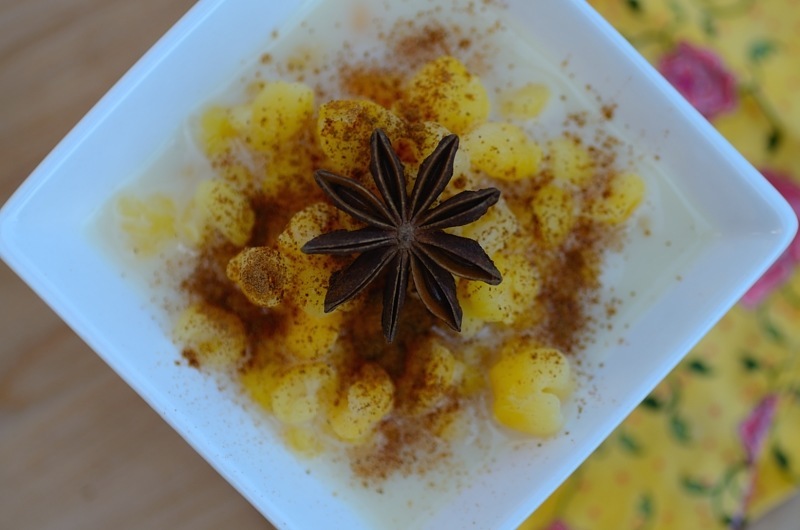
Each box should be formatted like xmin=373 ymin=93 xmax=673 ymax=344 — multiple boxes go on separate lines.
xmin=522 ymin=1 xmax=800 ymax=529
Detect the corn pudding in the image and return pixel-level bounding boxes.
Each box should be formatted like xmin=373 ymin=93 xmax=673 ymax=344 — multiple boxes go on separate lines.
xmin=105 ymin=0 xmax=649 ymax=481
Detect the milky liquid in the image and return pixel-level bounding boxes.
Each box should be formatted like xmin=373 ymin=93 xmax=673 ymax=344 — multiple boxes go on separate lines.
xmin=92 ymin=0 xmax=713 ymax=526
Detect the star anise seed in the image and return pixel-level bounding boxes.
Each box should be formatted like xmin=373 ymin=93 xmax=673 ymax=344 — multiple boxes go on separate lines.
xmin=302 ymin=128 xmax=502 ymax=342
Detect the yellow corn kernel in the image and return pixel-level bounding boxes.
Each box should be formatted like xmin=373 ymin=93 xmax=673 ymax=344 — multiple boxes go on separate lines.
xmin=429 ymin=407 xmax=470 ymax=441
xmin=460 ymin=363 xmax=486 ymax=395
xmin=587 ymin=172 xmax=645 ymax=224
xmin=227 ymin=247 xmax=289 ymax=308
xmin=241 ymin=363 xmax=281 ymax=412
xmin=220 ymin=164 xmax=255 ymax=191
xmin=462 ymin=122 xmax=542 ymax=181
xmin=499 ymin=83 xmax=551 ymax=120
xmin=249 ymin=81 xmax=314 ymax=153
xmin=117 ymin=194 xmax=178 ymax=256
xmin=459 ymin=198 xmax=520 ymax=256
xmin=283 ymin=425 xmax=323 ymax=457
xmin=531 ymin=183 xmax=575 ymax=248
xmin=226 ymin=104 xmax=251 ymax=134
xmin=277 ymin=203 xmax=345 ymax=314
xmin=173 ymin=302 xmax=247 ymax=368
xmin=271 ymin=362 xmax=335 ymax=425
xmin=328 ymin=364 xmax=394 ymax=442
xmin=459 ymin=254 xmax=539 ymax=325
xmin=277 ymin=202 xmax=341 ymax=256
xmin=195 ymin=179 xmax=255 ymax=246
xmin=262 ymin=147 xmax=315 ymax=199
xmin=489 ymin=344 xmax=571 ymax=436
xmin=402 ymin=340 xmax=458 ymax=414
xmin=176 ymin=197 xmax=211 ymax=247
xmin=457 ymin=344 xmax=487 ymax=395
xmin=286 ymin=263 xmax=337 ymax=316
xmin=283 ymin=308 xmax=343 ymax=360
xmin=548 ymin=137 xmax=595 ymax=186
xmin=458 ymin=312 xmax=485 ymax=339
xmin=317 ymin=99 xmax=406 ymax=173
xmin=407 ymin=121 xmax=472 ymax=198
xmin=404 ymin=56 xmax=490 ymax=135
xmin=198 ymin=105 xmax=238 ymax=158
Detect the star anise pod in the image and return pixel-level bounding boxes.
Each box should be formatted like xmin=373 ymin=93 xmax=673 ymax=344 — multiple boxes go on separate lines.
xmin=302 ymin=128 xmax=502 ymax=342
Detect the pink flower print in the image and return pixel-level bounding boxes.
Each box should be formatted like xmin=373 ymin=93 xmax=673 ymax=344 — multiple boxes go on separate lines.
xmin=739 ymin=395 xmax=778 ymax=464
xmin=546 ymin=521 xmax=572 ymax=530
xmin=658 ymin=42 xmax=739 ymax=120
xmin=741 ymin=169 xmax=800 ymax=307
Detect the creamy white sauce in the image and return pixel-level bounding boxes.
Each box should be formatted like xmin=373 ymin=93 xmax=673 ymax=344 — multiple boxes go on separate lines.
xmin=92 ymin=0 xmax=713 ymax=526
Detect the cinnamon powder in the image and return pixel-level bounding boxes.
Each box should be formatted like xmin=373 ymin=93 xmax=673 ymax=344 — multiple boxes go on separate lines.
xmin=177 ymin=14 xmax=628 ymax=481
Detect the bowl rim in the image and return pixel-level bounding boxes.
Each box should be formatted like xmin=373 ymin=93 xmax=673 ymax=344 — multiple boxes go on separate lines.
xmin=1 ymin=0 xmax=797 ymax=529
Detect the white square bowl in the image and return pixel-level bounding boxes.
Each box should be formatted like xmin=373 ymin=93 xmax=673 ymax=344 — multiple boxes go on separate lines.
xmin=0 ymin=0 xmax=796 ymax=529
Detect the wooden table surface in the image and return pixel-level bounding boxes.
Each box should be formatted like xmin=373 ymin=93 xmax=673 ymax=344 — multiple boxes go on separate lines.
xmin=0 ymin=1 xmax=269 ymax=528
xmin=1 ymin=1 xmax=797 ymax=529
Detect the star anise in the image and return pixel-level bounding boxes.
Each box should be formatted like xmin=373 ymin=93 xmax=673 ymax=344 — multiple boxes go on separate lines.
xmin=302 ymin=128 xmax=502 ymax=342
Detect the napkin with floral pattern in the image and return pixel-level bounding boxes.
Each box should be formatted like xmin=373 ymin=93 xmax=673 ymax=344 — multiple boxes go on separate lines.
xmin=522 ymin=1 xmax=800 ymax=528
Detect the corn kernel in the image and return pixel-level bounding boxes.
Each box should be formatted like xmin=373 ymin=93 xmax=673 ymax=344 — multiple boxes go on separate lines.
xmin=277 ymin=203 xmax=341 ymax=256
xmin=587 ymin=172 xmax=645 ymax=224
xmin=241 ymin=363 xmax=280 ymax=411
xmin=489 ymin=344 xmax=571 ymax=436
xmin=117 ymin=194 xmax=178 ymax=256
xmin=458 ymin=312 xmax=485 ymax=339
xmin=249 ymin=81 xmax=314 ymax=153
xmin=402 ymin=340 xmax=458 ymax=414
xmin=531 ymin=183 xmax=575 ymax=247
xmin=276 ymin=203 xmax=346 ymax=314
xmin=317 ymin=100 xmax=405 ymax=173
xmin=459 ymin=254 xmax=539 ymax=325
xmin=459 ymin=198 xmax=520 ymax=256
xmin=173 ymin=302 xmax=247 ymax=368
xmin=198 ymin=106 xmax=237 ymax=158
xmin=283 ymin=308 xmax=342 ymax=360
xmin=262 ymin=147 xmax=315 ymax=199
xmin=404 ymin=56 xmax=490 ymax=135
xmin=271 ymin=362 xmax=335 ymax=425
xmin=194 ymin=180 xmax=255 ymax=246
xmin=549 ymin=137 xmax=595 ymax=186
xmin=499 ymin=83 xmax=551 ymax=119
xmin=462 ymin=122 xmax=542 ymax=181
xmin=329 ymin=364 xmax=394 ymax=442
xmin=283 ymin=425 xmax=323 ymax=457
xmin=408 ymin=121 xmax=472 ymax=199
xmin=227 ymin=247 xmax=289 ymax=308
xmin=429 ymin=407 xmax=470 ymax=441
xmin=176 ymin=197 xmax=211 ymax=247
xmin=288 ymin=263 xmax=338 ymax=316
xmin=226 ymin=104 xmax=251 ymax=134
xmin=220 ymin=164 xmax=255 ymax=191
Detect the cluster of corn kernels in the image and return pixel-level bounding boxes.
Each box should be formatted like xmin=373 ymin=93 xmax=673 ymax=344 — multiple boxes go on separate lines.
xmin=118 ymin=54 xmax=646 ymax=446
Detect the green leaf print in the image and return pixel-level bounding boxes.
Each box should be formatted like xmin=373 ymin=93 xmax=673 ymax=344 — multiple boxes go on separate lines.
xmin=767 ymin=128 xmax=783 ymax=152
xmin=701 ymin=12 xmax=717 ymax=37
xmin=687 ymin=359 xmax=713 ymax=375
xmin=639 ymin=493 xmax=654 ymax=519
xmin=741 ymin=353 xmax=761 ymax=372
xmin=763 ymin=320 xmax=785 ymax=343
xmin=670 ymin=415 xmax=692 ymax=443
xmin=641 ymin=395 xmax=663 ymax=410
xmin=773 ymin=445 xmax=791 ymax=471
xmin=667 ymin=0 xmax=687 ymax=23
xmin=681 ymin=476 xmax=713 ymax=495
xmin=619 ymin=431 xmax=644 ymax=455
xmin=625 ymin=0 xmax=642 ymax=12
xmin=749 ymin=40 xmax=778 ymax=64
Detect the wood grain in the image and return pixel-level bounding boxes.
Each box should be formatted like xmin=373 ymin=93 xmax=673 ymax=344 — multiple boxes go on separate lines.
xmin=0 ymin=1 xmax=268 ymax=528
xmin=1 ymin=1 xmax=797 ymax=529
